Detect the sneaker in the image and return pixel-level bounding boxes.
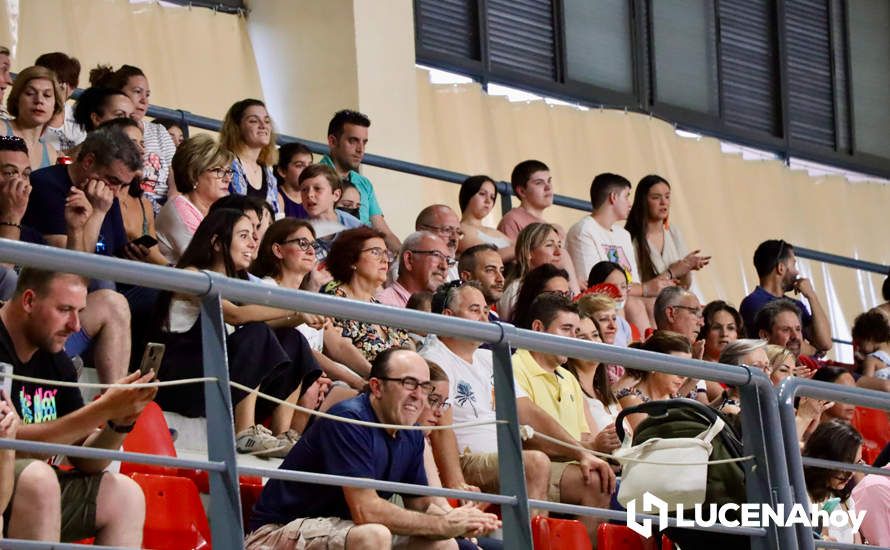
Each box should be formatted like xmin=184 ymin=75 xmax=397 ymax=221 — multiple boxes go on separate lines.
xmin=236 ymin=425 xmax=286 ymax=457
xmin=268 ymin=430 xmax=301 ymax=459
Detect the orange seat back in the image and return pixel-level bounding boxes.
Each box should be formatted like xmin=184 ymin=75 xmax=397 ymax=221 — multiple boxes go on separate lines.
xmin=131 ymin=473 xmax=211 ymax=550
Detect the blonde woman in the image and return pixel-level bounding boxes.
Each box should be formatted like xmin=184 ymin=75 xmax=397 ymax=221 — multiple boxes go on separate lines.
xmin=155 ymin=134 xmax=234 ymax=263
xmin=498 ymin=222 xmax=578 ymax=321
xmin=3 ymin=66 xmax=62 ymax=169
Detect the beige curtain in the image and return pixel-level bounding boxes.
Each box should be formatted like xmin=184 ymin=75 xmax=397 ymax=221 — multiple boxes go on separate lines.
xmin=4 ymin=0 xmax=263 ymax=120
xmin=413 ymin=70 xmax=889 ymax=360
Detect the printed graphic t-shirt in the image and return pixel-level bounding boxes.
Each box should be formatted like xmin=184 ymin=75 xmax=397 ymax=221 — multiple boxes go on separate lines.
xmin=0 ymin=318 xmax=84 ymax=425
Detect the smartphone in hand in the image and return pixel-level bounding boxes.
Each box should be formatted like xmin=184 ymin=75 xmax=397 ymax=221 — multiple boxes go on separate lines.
xmin=139 ymin=343 xmax=165 ymax=377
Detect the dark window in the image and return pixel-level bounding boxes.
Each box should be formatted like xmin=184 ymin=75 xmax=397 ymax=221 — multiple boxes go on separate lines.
xmin=415 ymin=0 xmax=481 ymax=62
xmin=718 ymin=0 xmax=782 ymax=136
xmin=165 ymin=0 xmax=243 ymax=13
xmin=650 ymin=0 xmax=718 ymax=114
xmin=785 ymin=0 xmax=837 ymax=149
xmin=486 ymin=0 xmax=557 ymax=81
xmin=847 ymin=0 xmax=890 ymax=158
xmin=563 ymin=0 xmax=634 ymax=94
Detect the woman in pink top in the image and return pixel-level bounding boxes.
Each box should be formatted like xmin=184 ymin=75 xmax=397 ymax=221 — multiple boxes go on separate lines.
xmin=155 ymin=134 xmax=234 ymax=263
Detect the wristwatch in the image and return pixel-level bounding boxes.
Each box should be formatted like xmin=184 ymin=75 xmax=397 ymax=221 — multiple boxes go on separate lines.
xmin=106 ymin=419 xmax=136 ymax=433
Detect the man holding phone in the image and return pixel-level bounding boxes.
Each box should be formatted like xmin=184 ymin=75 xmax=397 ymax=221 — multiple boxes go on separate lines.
xmin=0 ymin=268 xmax=156 ymax=545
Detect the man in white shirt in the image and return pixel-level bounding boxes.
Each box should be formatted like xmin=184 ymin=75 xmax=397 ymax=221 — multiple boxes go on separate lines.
xmin=420 ymin=281 xmax=551 ymax=503
xmin=567 ymin=172 xmax=672 ymax=330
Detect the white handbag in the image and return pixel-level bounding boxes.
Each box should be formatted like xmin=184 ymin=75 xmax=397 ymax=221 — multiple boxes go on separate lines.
xmin=615 ymin=416 xmax=725 ymax=509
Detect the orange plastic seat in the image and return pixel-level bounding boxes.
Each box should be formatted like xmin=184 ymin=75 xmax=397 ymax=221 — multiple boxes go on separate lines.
xmin=532 ymin=516 xmax=591 ymax=550
xmin=852 ymin=407 xmax=890 ymax=450
xmin=131 ymin=473 xmax=211 ymax=550
xmin=122 ymin=403 xmax=262 ymax=493
xmin=596 ymin=523 xmax=673 ymax=550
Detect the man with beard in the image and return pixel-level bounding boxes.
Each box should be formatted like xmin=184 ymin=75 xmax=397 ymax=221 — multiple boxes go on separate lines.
xmin=377 ymin=231 xmax=452 ymax=308
xmin=740 ymin=239 xmax=831 ymax=354
xmin=320 ymin=109 xmax=401 ymax=252
xmin=247 ymin=348 xmax=500 ymax=549
xmin=457 ymin=244 xmax=505 ymax=320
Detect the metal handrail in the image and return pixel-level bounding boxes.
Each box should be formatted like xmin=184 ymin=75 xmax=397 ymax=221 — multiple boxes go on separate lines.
xmin=0 ymin=238 xmax=795 ymax=549
xmin=776 ymin=377 xmax=890 ymax=550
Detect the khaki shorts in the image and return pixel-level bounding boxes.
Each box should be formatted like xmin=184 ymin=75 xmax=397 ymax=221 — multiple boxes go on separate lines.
xmin=245 ymin=517 xmax=355 ymax=550
xmin=7 ymin=459 xmax=105 ymax=542
xmin=461 ymin=452 xmax=571 ymax=502
xmin=459 ymin=452 xmax=501 ymax=494
xmin=548 ymin=461 xmax=571 ymax=502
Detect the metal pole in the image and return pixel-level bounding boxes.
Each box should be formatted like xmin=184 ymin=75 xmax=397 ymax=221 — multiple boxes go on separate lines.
xmin=776 ymin=377 xmax=818 ymax=550
xmin=200 ymin=289 xmax=244 ymax=549
xmin=740 ymin=371 xmax=801 ymax=550
xmin=491 ymin=323 xmax=533 ymax=549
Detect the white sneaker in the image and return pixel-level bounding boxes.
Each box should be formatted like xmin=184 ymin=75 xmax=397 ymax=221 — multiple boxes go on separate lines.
xmin=268 ymin=429 xmax=301 ymax=459
xmin=236 ymin=425 xmax=286 ymax=457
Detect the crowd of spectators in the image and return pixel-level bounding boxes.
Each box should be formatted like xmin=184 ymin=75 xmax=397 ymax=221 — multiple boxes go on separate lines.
xmin=0 ymin=48 xmax=888 ymax=548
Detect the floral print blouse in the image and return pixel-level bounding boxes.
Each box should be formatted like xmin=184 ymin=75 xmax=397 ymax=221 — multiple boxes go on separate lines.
xmin=322 ymin=282 xmax=412 ymax=361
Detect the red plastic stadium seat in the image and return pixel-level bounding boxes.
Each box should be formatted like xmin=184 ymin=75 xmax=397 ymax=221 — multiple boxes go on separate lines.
xmin=130 ymin=473 xmax=211 ymax=550
xmin=122 ymin=404 xmax=262 ymax=494
xmin=240 ymin=476 xmax=265 ymax=527
xmin=596 ymin=523 xmax=673 ymax=550
xmin=532 ymin=516 xmax=591 ymax=549
xmin=852 ymin=406 xmax=890 ymax=449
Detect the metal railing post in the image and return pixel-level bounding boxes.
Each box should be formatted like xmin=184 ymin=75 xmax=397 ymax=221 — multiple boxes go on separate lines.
xmin=739 ymin=371 xmax=800 ymax=550
xmin=491 ymin=323 xmax=533 ymax=548
xmin=497 ymin=181 xmax=513 ymax=217
xmin=200 ymin=286 xmax=244 ymax=549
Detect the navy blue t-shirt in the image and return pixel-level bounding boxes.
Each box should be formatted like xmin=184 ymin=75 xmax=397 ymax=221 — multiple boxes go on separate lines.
xmin=22 ymin=164 xmax=127 ymax=256
xmin=249 ymin=393 xmax=428 ymax=531
xmin=739 ymin=286 xmax=813 ymax=338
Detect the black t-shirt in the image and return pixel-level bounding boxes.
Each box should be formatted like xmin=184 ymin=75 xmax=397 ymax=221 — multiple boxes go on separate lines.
xmin=22 ymin=164 xmax=127 ymax=256
xmin=0 ymin=318 xmax=84 ymax=424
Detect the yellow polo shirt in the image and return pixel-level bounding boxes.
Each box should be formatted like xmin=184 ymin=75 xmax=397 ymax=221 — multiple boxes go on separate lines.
xmin=512 ymin=349 xmax=588 ymax=440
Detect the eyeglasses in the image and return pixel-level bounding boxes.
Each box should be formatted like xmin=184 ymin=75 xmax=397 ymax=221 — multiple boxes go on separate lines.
xmin=377 ymin=376 xmax=435 ymax=395
xmin=427 ymin=394 xmax=452 ymax=411
xmin=282 ymin=237 xmax=320 ymax=252
xmin=774 ymin=240 xmax=789 ymax=270
xmin=361 ymin=247 xmax=395 ymax=263
xmin=410 ymin=249 xmax=457 ymax=267
xmin=419 ymin=223 xmax=464 ymax=240
xmin=544 ymin=290 xmax=573 ymax=300
xmin=672 ymin=305 xmax=704 ymax=318
xmin=206 ymin=167 xmax=236 ymax=180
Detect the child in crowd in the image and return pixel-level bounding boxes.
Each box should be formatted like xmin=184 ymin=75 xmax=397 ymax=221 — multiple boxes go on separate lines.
xmin=299 ymin=164 xmax=363 ymax=261
xmin=852 ymin=310 xmax=890 ymax=379
xmin=275 ymin=142 xmax=313 ymax=218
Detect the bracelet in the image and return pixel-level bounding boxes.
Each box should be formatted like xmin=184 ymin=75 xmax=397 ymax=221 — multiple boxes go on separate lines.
xmin=0 ymin=221 xmax=21 ymax=229
xmin=107 ymin=419 xmax=136 ymax=433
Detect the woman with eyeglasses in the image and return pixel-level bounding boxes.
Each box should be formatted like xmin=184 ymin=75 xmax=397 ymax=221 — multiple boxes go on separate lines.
xmin=457 ymin=175 xmax=515 ymax=262
xmin=154 ymin=209 xmax=331 ymax=457
xmin=322 ymin=226 xmax=413 ymax=364
xmin=155 ymin=134 xmax=234 ymax=264
xmin=512 ymin=264 xmax=572 ymax=330
xmin=252 ymin=218 xmax=369 ymax=389
xmin=220 ymin=98 xmax=284 ymax=218
xmin=498 ymin=222 xmax=578 ymax=322
xmin=803 ymin=420 xmax=864 ymax=544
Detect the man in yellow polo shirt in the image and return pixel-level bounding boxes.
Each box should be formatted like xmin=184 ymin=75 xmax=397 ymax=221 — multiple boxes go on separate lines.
xmin=513 ymin=293 xmax=615 ymax=543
